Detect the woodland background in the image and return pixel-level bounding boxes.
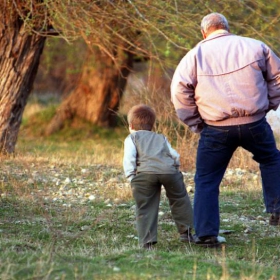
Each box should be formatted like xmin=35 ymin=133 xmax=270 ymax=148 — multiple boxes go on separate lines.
xmin=1 ymin=2 xmax=280 ymax=279
xmin=2 ymin=0 xmax=280 ymax=156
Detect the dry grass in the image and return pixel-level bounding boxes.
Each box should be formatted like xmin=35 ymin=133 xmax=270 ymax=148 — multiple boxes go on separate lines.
xmin=120 ymin=66 xmax=268 ymax=172
xmin=0 ymin=149 xmax=279 ymax=279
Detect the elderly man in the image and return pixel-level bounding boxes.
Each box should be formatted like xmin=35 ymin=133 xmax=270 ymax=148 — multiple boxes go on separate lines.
xmin=171 ymin=12 xmax=280 ymax=247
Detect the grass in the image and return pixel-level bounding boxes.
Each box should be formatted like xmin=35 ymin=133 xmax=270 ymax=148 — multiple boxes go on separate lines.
xmin=0 ymin=96 xmax=280 ymax=279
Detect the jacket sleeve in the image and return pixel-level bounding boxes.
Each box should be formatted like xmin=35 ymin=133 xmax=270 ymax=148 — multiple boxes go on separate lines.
xmin=123 ymin=135 xmax=137 ymax=181
xmin=171 ymin=49 xmax=204 ymax=133
xmin=264 ymin=45 xmax=280 ymax=111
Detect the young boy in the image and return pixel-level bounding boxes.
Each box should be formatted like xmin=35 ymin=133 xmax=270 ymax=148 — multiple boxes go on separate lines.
xmin=123 ymin=104 xmax=194 ymax=249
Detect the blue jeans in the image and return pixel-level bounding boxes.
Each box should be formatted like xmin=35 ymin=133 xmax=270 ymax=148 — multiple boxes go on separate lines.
xmin=194 ymin=117 xmax=280 ymax=238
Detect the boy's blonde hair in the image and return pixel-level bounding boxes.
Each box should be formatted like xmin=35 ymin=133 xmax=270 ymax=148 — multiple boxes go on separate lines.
xmin=127 ymin=104 xmax=156 ymax=131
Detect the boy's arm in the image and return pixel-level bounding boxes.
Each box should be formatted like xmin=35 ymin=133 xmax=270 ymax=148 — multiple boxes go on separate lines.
xmin=123 ymin=135 xmax=137 ymax=181
xmin=165 ymin=137 xmax=180 ymax=167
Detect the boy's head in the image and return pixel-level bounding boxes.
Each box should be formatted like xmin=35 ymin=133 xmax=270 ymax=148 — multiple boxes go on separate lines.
xmin=127 ymin=104 xmax=156 ymax=131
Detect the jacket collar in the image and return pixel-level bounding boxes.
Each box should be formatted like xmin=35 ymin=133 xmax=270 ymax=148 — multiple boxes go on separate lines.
xmin=203 ymin=30 xmax=232 ymax=42
xmin=207 ymin=29 xmax=229 ymax=38
xmin=194 ymin=30 xmax=233 ymax=48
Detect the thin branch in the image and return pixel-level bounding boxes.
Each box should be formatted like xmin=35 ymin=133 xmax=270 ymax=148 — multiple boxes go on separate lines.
xmin=127 ymin=0 xmax=188 ymax=51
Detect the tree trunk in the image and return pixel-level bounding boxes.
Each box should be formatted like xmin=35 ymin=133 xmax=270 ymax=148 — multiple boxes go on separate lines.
xmin=0 ymin=17 xmax=46 ymax=154
xmin=45 ymin=46 xmax=134 ymax=135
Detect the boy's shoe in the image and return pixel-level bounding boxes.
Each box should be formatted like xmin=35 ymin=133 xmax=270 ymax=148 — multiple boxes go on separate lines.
xmin=180 ymin=230 xmax=194 ymax=243
xmin=194 ymin=235 xmax=221 ymax=248
xmin=143 ymin=242 xmax=155 ymax=250
xmin=269 ymin=213 xmax=280 ymax=225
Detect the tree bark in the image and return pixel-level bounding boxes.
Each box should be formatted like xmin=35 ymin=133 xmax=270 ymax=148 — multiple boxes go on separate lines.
xmin=45 ymin=46 xmax=134 ymax=135
xmin=0 ymin=16 xmax=46 ymax=154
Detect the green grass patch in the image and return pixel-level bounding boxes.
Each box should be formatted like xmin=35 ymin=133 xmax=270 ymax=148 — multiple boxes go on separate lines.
xmin=1 ymin=154 xmax=280 ymax=279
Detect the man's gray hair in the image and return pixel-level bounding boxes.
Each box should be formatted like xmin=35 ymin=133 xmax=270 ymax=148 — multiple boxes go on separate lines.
xmin=201 ymin=13 xmax=229 ymax=33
